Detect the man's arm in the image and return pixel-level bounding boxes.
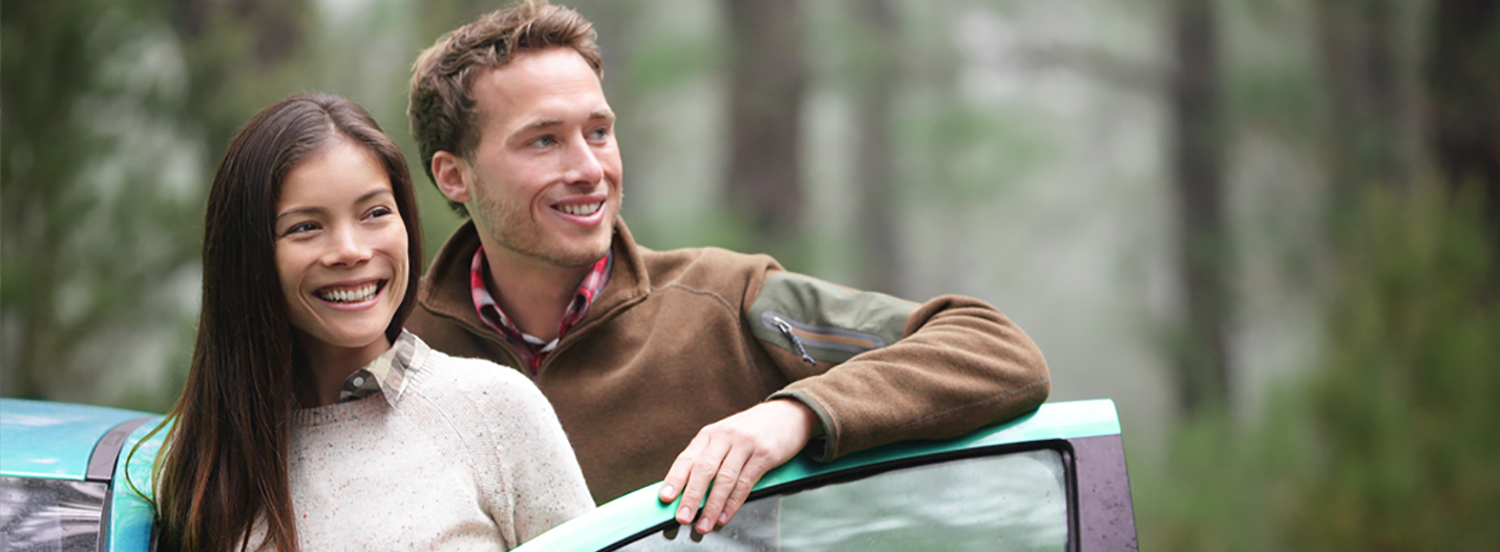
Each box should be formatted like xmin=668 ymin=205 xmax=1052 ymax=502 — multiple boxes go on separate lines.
xmin=659 ymin=271 xmax=1049 ymax=534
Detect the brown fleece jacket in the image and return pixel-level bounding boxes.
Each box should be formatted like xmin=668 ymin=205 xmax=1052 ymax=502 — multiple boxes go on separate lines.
xmin=407 ymin=218 xmax=1050 ymax=504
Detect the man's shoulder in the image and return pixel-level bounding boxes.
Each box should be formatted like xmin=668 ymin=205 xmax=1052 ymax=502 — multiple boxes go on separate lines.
xmin=636 ymin=243 xmax=782 ymax=291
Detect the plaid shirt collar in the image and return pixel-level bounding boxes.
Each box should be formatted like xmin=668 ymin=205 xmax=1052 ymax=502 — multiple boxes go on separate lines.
xmin=470 ymin=246 xmax=613 ymax=375
xmin=337 ymin=329 xmax=427 ymax=405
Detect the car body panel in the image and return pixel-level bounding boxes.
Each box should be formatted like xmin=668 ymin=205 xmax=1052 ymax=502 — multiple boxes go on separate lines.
xmin=109 ymin=414 xmax=168 ymax=552
xmin=1 ymin=398 xmax=162 ymax=552
xmin=0 ymin=399 xmax=153 ymax=480
xmin=516 ymin=398 xmax=1128 ymax=552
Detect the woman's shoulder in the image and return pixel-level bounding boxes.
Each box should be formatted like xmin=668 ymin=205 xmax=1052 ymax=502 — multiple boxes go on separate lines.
xmin=409 ymin=343 xmax=549 ymax=411
xmin=405 ymin=344 xmax=565 ymax=452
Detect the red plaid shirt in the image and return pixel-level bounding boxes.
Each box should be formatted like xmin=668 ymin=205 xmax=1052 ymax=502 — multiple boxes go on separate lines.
xmin=470 ymin=246 xmax=612 ymax=375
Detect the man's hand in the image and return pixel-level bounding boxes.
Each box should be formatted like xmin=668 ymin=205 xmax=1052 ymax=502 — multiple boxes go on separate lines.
xmin=658 ymin=399 xmax=818 ymax=534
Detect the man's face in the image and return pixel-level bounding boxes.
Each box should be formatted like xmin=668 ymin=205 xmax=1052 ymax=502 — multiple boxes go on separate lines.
xmin=456 ymin=47 xmax=622 ymax=269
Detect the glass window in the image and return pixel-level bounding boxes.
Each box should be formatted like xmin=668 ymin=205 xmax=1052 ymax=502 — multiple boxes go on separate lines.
xmin=0 ymin=476 xmax=108 ymax=552
xmin=617 ymin=448 xmax=1069 ymax=552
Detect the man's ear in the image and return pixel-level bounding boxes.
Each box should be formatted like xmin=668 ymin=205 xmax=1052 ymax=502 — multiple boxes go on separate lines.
xmin=431 ymin=151 xmax=473 ymax=204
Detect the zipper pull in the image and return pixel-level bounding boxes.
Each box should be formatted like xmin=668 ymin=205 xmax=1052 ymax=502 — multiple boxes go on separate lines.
xmin=773 ymin=317 xmax=818 ymax=365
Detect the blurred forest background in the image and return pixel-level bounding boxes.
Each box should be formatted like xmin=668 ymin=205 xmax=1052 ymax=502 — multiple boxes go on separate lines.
xmin=3 ymin=0 xmax=1497 ymax=548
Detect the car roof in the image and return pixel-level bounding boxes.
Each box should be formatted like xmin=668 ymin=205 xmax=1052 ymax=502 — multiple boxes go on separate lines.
xmin=516 ymin=398 xmax=1123 ymax=552
xmin=0 ymin=398 xmax=156 ymax=480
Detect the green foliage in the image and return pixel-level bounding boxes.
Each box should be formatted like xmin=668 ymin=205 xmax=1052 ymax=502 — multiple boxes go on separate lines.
xmin=1138 ymin=183 xmax=1500 ymax=551
xmin=2 ymin=0 xmax=200 ymax=406
xmin=1294 ymin=184 xmax=1500 ymax=550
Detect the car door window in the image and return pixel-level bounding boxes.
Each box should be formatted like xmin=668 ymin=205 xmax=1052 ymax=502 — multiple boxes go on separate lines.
xmin=0 ymin=476 xmax=109 ymax=552
xmin=615 ymin=448 xmax=1069 ymax=552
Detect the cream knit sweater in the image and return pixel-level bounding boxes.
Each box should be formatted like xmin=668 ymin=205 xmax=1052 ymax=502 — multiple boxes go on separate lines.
xmin=256 ymin=346 xmax=594 ymax=551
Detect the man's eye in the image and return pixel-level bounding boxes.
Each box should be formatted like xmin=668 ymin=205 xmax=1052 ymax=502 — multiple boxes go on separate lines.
xmin=530 ymin=135 xmax=557 ymax=148
xmin=589 ymin=126 xmax=611 ymax=140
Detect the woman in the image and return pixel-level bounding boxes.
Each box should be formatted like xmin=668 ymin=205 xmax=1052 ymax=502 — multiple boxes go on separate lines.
xmin=143 ymin=93 xmax=592 ymax=551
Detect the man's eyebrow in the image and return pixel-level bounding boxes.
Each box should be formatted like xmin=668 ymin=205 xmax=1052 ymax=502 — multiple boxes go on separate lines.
xmin=589 ymin=109 xmax=615 ymax=121
xmin=517 ymin=118 xmax=564 ymax=135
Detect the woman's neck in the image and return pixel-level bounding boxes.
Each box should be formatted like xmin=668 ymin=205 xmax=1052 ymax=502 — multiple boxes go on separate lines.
xmin=296 ymin=333 xmax=392 ymax=407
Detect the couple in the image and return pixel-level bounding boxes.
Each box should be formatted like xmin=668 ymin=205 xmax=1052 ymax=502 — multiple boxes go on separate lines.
xmin=146 ymin=1 xmax=1051 ymax=550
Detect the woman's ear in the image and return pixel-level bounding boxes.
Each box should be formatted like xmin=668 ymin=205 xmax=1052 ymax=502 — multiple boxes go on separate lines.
xmin=431 ymin=151 xmax=472 ymax=204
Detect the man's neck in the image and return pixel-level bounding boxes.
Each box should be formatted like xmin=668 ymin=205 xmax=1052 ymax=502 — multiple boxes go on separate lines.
xmin=482 ymin=245 xmax=591 ymax=343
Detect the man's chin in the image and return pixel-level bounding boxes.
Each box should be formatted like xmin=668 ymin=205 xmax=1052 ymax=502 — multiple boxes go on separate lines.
xmin=529 ymin=242 xmax=612 ymax=269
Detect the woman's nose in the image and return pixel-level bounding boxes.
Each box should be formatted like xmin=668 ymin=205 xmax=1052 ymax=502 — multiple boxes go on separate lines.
xmin=325 ymin=225 xmax=372 ymax=266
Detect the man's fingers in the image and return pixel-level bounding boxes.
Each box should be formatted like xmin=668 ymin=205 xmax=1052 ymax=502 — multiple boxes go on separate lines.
xmin=660 ymin=400 xmax=819 ymax=531
xmin=717 ymin=451 xmax=776 ymax=529
xmin=694 ymin=444 xmax=754 ymax=534
xmin=660 ymin=447 xmax=693 ymax=501
xmin=675 ymin=437 xmax=731 ymax=525
xmin=717 ymin=456 xmax=770 ymax=528
xmin=659 ymin=436 xmax=706 ymax=502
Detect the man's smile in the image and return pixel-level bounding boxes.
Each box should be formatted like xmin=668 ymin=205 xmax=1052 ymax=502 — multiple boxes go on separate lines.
xmin=555 ymin=201 xmax=603 ymax=216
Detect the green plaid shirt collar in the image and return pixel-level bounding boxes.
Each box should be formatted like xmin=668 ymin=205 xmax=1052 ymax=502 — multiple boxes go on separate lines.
xmin=337 ymin=329 xmax=427 ymax=406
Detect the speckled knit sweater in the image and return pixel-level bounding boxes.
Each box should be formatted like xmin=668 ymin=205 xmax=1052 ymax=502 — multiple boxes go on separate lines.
xmin=253 ymin=344 xmax=594 ymax=551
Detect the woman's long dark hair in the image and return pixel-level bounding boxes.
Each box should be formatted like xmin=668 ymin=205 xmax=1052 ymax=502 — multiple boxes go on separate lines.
xmin=144 ymin=93 xmax=422 ymax=552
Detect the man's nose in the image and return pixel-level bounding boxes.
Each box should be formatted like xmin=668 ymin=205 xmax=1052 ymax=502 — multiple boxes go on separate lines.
xmin=562 ymin=134 xmax=604 ymax=185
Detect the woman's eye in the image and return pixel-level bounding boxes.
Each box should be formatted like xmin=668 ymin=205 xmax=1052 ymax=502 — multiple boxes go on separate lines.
xmin=284 ymin=221 xmax=318 ymax=236
xmin=367 ymin=206 xmax=394 ymax=219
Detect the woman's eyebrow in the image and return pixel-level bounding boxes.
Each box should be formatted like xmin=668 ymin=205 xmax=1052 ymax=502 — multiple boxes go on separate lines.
xmin=275 ymin=205 xmax=322 ymax=221
xmin=356 ymin=188 xmax=394 ymax=203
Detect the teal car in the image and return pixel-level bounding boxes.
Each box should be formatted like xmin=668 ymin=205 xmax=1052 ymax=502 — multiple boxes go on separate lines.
xmin=520 ymin=398 xmax=1136 ymax=552
xmin=1 ymin=398 xmax=1136 ymax=551
xmin=0 ymin=399 xmax=163 ymax=552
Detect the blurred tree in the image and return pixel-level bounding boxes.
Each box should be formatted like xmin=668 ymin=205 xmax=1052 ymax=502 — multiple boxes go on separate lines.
xmin=1170 ymin=0 xmax=1231 ymax=414
xmin=1141 ymin=184 xmax=1500 ymax=552
xmin=850 ymin=0 xmax=901 ymax=295
xmin=3 ymin=0 xmax=110 ymax=398
xmin=1 ymin=0 xmax=200 ymax=403
xmin=170 ymin=0 xmax=311 ymax=165
xmin=1314 ymin=0 xmax=1413 ymax=211
xmin=1291 ymin=184 xmax=1500 ymax=551
xmin=1427 ymin=0 xmax=1500 ymax=256
xmin=722 ymin=0 xmax=807 ymax=259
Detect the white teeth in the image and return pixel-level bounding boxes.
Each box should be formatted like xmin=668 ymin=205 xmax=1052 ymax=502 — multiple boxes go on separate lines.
xmin=558 ymin=202 xmax=602 ymax=216
xmin=317 ymin=283 xmax=378 ymax=303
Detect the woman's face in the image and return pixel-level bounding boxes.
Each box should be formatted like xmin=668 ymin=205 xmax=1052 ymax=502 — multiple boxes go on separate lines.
xmin=274 ymin=140 xmax=408 ymax=360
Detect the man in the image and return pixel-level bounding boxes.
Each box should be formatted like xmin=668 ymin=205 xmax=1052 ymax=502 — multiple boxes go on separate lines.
xmin=406 ymin=0 xmax=1049 ymax=536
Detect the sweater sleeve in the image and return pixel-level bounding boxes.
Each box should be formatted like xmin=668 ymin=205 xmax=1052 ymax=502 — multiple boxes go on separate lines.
xmin=472 ymin=362 xmax=595 ymax=547
xmin=748 ymin=271 xmax=1050 ymax=461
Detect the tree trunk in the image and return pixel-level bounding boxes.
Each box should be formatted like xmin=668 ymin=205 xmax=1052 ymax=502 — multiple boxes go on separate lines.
xmin=1427 ymin=0 xmax=1500 ymax=252
xmin=1171 ymin=0 xmax=1231 ymax=415
xmin=1315 ymin=0 xmax=1409 ymax=211
xmin=853 ymin=0 xmax=900 ymax=294
xmin=722 ymin=0 xmax=806 ymax=258
xmin=172 ymin=0 xmax=309 ymax=159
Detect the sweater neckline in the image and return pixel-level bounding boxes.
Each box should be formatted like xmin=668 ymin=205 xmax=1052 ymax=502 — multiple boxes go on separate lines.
xmin=291 ymin=351 xmax=433 ymax=427
xmin=291 ymin=394 xmax=385 ymax=426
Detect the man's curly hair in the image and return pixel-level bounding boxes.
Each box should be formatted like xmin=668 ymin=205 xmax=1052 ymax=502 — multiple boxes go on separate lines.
xmin=408 ymin=0 xmax=603 ymax=216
